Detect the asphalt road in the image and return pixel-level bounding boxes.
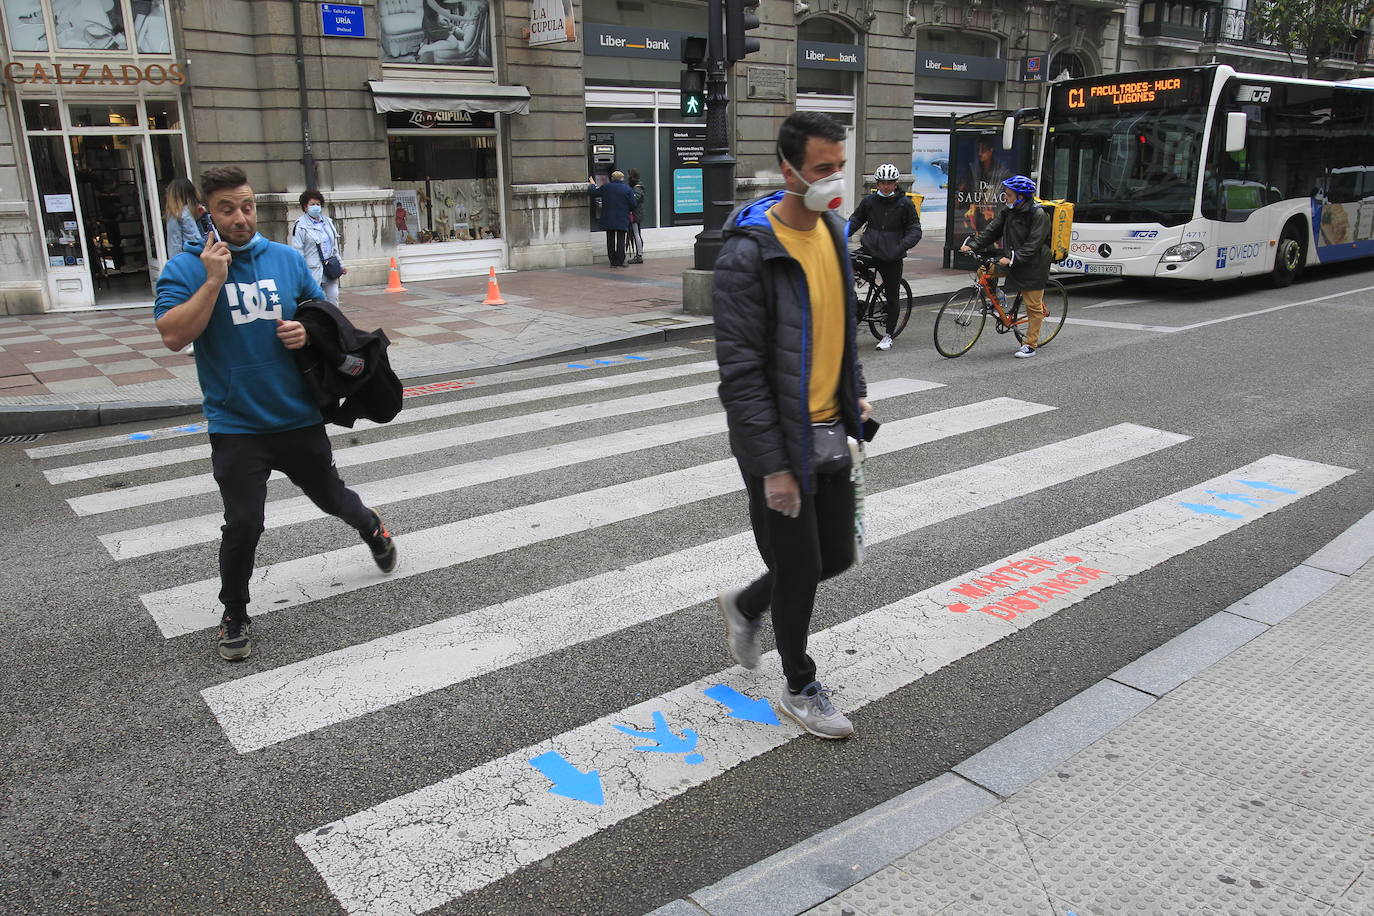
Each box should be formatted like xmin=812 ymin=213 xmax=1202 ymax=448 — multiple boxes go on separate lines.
xmin=4 ymin=260 xmax=1373 ymax=916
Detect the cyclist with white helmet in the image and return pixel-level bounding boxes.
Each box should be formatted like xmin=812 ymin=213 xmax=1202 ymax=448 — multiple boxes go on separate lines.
xmin=961 ymin=174 xmax=1052 ymax=358
xmin=847 ymin=163 xmax=922 ymax=351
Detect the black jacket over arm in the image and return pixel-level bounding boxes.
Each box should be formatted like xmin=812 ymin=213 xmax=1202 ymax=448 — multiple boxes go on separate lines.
xmin=293 ymin=299 xmax=402 ymax=428
xmin=712 ymin=192 xmax=868 ymax=493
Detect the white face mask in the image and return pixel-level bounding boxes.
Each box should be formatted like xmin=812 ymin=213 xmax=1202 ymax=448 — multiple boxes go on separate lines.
xmin=786 ymin=168 xmax=845 ymax=212
xmin=876 ymin=189 xmax=895 ymax=198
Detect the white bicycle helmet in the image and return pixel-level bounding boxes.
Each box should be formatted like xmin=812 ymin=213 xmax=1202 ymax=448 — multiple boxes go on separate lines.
xmin=874 ymin=163 xmax=901 ymax=181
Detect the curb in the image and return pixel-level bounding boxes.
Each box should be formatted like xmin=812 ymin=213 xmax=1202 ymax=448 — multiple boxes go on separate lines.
xmin=647 ymin=509 xmax=1374 ymax=916
xmin=0 ymin=322 xmax=714 ymax=438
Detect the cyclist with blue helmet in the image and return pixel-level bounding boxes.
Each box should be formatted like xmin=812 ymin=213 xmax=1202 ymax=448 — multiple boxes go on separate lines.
xmin=961 ymin=174 xmax=1052 ymax=358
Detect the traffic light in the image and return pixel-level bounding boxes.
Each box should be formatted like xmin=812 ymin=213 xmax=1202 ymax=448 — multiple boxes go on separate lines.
xmin=680 ymin=68 xmax=706 ymax=118
xmin=725 ymin=0 xmax=761 ymax=64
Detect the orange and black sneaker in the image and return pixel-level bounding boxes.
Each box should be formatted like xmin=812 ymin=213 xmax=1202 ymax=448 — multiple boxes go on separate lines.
xmin=363 ymin=509 xmax=398 ymax=573
xmin=217 ymin=612 xmax=252 ymax=661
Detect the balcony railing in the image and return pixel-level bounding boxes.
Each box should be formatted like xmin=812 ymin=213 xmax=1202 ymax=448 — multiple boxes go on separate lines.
xmin=1203 ymin=2 xmax=1370 ymax=61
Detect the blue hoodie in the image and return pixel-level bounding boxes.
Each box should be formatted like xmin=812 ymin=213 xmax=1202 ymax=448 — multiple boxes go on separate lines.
xmin=155 ymin=233 xmax=326 ymax=434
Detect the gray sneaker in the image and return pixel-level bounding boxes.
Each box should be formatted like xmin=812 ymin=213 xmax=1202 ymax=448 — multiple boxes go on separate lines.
xmin=716 ymin=587 xmax=761 ymax=669
xmin=780 ymin=682 xmax=854 ymax=739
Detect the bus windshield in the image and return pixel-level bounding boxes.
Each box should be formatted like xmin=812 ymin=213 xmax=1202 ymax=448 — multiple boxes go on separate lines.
xmin=1041 ymin=107 xmax=1207 ymax=226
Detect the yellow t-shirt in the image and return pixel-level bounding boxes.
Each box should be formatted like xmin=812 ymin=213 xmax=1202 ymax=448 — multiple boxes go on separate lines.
xmin=766 ymin=207 xmax=845 ymax=422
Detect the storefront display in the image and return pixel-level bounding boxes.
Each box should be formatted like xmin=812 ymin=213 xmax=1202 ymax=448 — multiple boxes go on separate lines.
xmin=387 ymin=113 xmax=501 ymax=243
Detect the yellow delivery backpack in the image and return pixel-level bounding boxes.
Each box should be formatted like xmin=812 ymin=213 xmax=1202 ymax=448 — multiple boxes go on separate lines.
xmin=1036 ymin=197 xmax=1074 ymax=262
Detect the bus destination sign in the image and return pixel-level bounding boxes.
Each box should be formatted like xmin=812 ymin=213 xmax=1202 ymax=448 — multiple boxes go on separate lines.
xmin=1055 ymin=72 xmax=1204 ymax=115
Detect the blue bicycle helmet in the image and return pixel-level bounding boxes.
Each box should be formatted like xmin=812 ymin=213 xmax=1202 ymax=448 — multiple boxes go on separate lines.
xmin=1002 ymin=174 xmax=1037 ymax=196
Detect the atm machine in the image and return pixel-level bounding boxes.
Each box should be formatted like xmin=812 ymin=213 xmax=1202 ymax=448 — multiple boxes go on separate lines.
xmin=588 ymin=133 xmax=616 ymax=231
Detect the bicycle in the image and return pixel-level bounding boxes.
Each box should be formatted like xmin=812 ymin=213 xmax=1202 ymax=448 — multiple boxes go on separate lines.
xmin=851 ymin=251 xmax=913 ymax=342
xmin=933 ymin=252 xmax=1067 ymax=359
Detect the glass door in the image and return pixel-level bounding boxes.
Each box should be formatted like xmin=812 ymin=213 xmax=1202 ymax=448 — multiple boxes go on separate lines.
xmin=70 ymin=133 xmax=156 ymax=306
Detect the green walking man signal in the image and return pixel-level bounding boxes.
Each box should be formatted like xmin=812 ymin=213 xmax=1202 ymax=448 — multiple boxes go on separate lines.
xmin=680 ymin=68 xmax=706 ymax=118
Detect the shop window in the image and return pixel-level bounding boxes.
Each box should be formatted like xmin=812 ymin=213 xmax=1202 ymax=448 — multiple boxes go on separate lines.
xmin=389 ymin=134 xmax=500 ymax=242
xmin=2 ymin=0 xmax=171 ymax=53
xmin=587 ymin=107 xmax=654 ymax=123
xmin=145 ymin=98 xmax=180 ymax=131
xmin=28 ymin=135 xmax=81 ymax=268
xmin=380 ymin=0 xmax=492 ymax=67
xmin=797 ymin=18 xmax=858 ymax=97
xmin=23 ymin=100 xmax=61 ymax=131
xmin=69 ymin=103 xmax=139 ymax=128
xmin=915 ymin=30 xmax=997 ymax=104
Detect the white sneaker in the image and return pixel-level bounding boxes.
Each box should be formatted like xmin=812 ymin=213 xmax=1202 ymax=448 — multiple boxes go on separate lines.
xmin=716 ymin=587 xmax=761 ymax=669
xmin=876 ymin=335 xmax=893 ymax=351
xmin=1014 ymin=345 xmax=1036 ymax=358
xmin=780 ymin=682 xmax=854 ymax=739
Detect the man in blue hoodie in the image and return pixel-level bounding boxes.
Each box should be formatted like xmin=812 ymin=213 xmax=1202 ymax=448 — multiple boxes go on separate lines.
xmin=155 ymin=166 xmax=398 ymax=661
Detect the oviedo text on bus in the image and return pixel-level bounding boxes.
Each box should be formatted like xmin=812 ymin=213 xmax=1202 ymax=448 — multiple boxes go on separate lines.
xmin=1000 ymin=64 xmax=1374 ymax=287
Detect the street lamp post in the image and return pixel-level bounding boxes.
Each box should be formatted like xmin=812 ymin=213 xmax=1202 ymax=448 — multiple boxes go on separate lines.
xmin=693 ymin=0 xmax=735 ymax=271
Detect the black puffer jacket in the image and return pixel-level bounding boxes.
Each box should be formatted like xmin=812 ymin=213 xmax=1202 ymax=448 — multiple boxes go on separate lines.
xmin=847 ymin=191 xmax=922 ymax=262
xmin=293 ymin=299 xmax=402 ymax=428
xmin=712 ymin=191 xmax=868 ymax=492
xmin=970 ymin=201 xmax=1052 ymax=290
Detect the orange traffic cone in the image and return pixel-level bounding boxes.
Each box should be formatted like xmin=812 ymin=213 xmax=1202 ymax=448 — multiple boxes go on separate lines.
xmin=385 ymin=257 xmax=407 ymax=292
xmin=481 ymin=266 xmax=507 ymax=305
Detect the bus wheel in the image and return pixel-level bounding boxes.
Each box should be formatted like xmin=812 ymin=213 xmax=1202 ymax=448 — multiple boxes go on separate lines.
xmin=1269 ymin=226 xmax=1304 ymax=288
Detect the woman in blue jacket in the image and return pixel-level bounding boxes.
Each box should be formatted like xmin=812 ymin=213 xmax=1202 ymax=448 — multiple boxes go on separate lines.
xmin=163 ymin=177 xmax=203 ymax=257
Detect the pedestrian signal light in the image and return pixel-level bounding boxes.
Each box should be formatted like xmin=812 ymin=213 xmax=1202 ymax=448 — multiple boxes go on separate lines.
xmin=725 ymin=0 xmax=761 ymax=64
xmin=680 ymin=69 xmax=706 ymax=118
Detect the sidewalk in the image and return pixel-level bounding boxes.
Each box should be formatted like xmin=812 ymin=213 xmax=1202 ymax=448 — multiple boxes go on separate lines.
xmin=654 ymin=515 xmax=1374 ymax=916
xmin=0 ymin=230 xmax=969 ymax=436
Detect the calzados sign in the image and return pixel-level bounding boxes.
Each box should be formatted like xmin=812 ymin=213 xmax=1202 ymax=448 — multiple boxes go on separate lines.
xmin=3 ymin=61 xmax=188 ymax=86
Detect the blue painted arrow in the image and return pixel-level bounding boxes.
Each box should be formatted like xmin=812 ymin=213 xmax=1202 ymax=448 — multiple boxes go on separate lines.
xmin=624 ymin=355 xmax=648 ymax=360
xmin=704 ymin=685 xmax=781 ymax=725
xmin=529 ymin=751 xmax=604 ymax=805
xmin=566 ymin=363 xmax=590 ymax=369
xmin=1206 ymin=490 xmax=1273 ymax=507
xmin=128 ymin=433 xmax=152 ymax=441
xmin=613 ymin=710 xmax=699 ymax=754
xmin=1180 ymin=502 xmax=1243 ymax=519
xmin=1238 ymin=479 xmax=1298 ymax=494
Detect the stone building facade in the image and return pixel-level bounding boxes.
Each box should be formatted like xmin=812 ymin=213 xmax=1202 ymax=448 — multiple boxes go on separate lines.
xmin=0 ymin=0 xmax=1368 ymax=314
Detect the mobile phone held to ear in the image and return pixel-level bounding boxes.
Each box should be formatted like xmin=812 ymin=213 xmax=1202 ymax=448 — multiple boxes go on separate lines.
xmin=862 ymin=416 xmax=880 ymax=442
xmin=197 ymin=210 xmax=220 ymax=244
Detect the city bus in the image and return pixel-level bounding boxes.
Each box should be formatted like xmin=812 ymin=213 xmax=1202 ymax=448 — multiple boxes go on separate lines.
xmin=1031 ymin=65 xmax=1374 ymax=286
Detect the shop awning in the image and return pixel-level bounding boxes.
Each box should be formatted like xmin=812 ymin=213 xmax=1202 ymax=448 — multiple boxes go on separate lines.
xmin=366 ymin=80 xmax=531 ymax=116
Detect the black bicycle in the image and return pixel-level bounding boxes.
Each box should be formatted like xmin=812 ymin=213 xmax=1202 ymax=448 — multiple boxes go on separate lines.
xmin=852 ymin=252 xmax=913 ymax=341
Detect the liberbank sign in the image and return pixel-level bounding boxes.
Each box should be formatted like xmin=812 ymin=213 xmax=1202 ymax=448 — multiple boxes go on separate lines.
xmin=917 ymin=51 xmax=1006 ymax=82
xmin=585 ymin=24 xmax=687 ymax=60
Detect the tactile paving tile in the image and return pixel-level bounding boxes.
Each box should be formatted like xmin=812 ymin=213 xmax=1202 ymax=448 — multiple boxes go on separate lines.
xmin=1333 ymin=870 xmax=1374 ymax=914
xmin=941 ymin=811 xmax=1044 ymax=883
xmin=1126 ymin=839 xmax=1333 ymax=914
xmin=890 ymin=838 xmax=1015 ymax=910
xmin=833 ymin=863 xmax=955 ymax=916
xmin=802 ymin=898 xmax=869 ymax=916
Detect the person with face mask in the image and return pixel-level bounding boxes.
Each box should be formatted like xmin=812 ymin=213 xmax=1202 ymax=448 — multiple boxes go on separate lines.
xmin=711 ymin=111 xmax=874 ymax=740
xmin=960 ymin=174 xmax=1052 ymax=358
xmin=847 ymin=163 xmax=923 ymax=351
xmin=291 ymin=190 xmax=346 ymax=305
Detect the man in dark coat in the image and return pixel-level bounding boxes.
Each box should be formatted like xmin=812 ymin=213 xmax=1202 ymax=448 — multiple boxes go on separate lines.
xmin=711 ymin=111 xmax=873 ymax=740
xmin=587 ymin=170 xmax=638 ymax=267
xmin=962 ymin=174 xmax=1052 ymax=358
xmin=847 ymin=162 xmax=923 ymax=351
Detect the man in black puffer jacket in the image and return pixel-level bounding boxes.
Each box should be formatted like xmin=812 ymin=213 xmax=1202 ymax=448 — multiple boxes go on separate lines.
xmin=711 ymin=111 xmax=872 ymax=741
xmin=962 ymin=174 xmax=1052 ymax=358
xmin=847 ymin=162 xmax=922 ymax=351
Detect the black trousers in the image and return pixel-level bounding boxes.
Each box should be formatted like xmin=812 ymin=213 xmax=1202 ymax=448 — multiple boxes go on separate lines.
xmin=737 ymin=465 xmax=857 ymax=692
xmin=209 ymin=424 xmax=373 ymax=616
xmin=874 ymin=258 xmax=904 ymax=336
xmin=605 ymin=230 xmax=628 ymax=267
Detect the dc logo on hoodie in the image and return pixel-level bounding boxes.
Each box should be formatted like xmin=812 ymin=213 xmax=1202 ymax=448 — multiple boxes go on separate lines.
xmin=224 ymin=280 xmax=283 ymax=326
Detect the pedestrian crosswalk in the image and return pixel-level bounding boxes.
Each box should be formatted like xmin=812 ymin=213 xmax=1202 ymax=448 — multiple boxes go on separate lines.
xmin=23 ymin=347 xmax=1352 ymax=915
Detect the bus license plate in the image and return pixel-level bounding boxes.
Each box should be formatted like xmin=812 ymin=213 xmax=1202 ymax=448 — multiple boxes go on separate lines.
xmin=1084 ymin=263 xmax=1122 ymax=276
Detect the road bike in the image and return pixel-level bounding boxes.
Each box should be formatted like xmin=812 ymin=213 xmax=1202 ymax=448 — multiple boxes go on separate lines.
xmin=852 ymin=251 xmax=913 ymax=342
xmin=933 ymin=252 xmax=1068 ymax=358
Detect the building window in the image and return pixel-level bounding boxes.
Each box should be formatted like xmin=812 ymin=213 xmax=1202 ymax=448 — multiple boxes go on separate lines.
xmin=915 ymin=30 xmax=998 ymax=104
xmin=379 ymin=0 xmax=493 ymax=67
xmin=2 ymin=0 xmax=172 ymax=53
xmin=797 ymin=17 xmax=858 ymax=97
xmin=389 ymin=127 xmax=501 ymax=243
xmin=1048 ymin=51 xmax=1088 ymax=81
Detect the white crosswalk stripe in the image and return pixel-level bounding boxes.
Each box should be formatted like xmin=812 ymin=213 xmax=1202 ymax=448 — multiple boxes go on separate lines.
xmin=42 ymin=358 xmax=721 ymax=483
xmin=205 ymin=418 xmax=1184 ymax=754
xmin=23 ymin=349 xmax=1348 ymax=916
xmin=24 ymin=349 xmax=702 ymax=461
xmin=296 ymin=454 xmax=1350 ymax=915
